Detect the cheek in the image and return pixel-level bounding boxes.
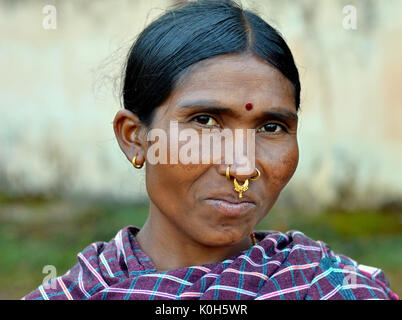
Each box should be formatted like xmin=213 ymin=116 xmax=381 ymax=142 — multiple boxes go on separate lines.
xmin=261 ymin=140 xmax=299 ymax=190
xmin=145 ymin=164 xmax=196 ymax=201
xmin=144 ymin=149 xmax=206 ymax=214
xmin=145 ymin=164 xmax=189 ymax=222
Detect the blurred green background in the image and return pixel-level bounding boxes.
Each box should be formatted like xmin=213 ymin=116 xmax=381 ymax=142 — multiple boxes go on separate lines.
xmin=1 ymin=193 xmax=400 ymax=299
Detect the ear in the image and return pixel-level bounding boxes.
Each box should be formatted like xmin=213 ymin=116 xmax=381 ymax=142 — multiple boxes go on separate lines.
xmin=113 ymin=109 xmax=147 ymax=166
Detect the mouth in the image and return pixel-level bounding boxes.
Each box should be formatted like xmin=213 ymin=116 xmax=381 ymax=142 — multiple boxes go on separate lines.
xmin=204 ymin=194 xmax=256 ymax=217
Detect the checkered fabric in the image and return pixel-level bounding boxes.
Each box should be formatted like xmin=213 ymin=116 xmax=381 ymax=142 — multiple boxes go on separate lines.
xmin=23 ymin=226 xmax=399 ymax=300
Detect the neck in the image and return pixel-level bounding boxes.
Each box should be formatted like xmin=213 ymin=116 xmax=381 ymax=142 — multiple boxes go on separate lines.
xmin=135 ymin=204 xmax=253 ymax=272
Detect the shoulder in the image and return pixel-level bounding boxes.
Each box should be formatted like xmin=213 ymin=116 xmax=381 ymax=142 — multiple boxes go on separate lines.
xmin=22 ymin=225 xmax=139 ymax=300
xmin=256 ymin=230 xmax=399 ymax=300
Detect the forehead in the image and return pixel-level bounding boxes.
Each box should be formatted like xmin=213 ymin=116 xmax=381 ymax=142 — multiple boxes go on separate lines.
xmin=167 ymin=53 xmax=296 ymax=111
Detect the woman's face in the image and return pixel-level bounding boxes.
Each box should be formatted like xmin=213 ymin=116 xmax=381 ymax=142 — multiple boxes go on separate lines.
xmin=116 ymin=53 xmax=299 ymax=249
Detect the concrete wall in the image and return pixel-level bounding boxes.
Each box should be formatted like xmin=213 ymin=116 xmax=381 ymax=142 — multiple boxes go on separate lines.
xmin=1 ymin=0 xmax=401 ymax=210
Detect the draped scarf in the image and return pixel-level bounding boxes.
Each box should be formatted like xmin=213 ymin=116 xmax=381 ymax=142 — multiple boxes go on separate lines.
xmin=23 ymin=226 xmax=398 ymax=300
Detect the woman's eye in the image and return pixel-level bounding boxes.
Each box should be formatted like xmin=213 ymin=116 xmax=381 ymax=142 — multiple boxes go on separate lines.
xmin=258 ymin=123 xmax=286 ymax=134
xmin=192 ymin=115 xmax=219 ymax=127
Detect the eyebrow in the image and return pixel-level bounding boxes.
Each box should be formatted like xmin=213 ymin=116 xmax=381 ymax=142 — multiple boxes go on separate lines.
xmin=257 ymin=109 xmax=298 ymax=123
xmin=177 ymin=98 xmax=298 ymax=122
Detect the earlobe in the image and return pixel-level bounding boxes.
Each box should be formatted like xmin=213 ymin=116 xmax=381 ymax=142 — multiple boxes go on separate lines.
xmin=113 ymin=109 xmax=146 ymax=164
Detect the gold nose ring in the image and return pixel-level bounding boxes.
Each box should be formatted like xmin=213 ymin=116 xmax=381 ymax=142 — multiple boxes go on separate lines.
xmin=226 ymin=165 xmax=231 ymax=180
xmin=234 ymin=178 xmax=249 ymax=199
xmin=226 ymin=165 xmax=260 ymax=181
xmin=251 ymin=168 xmax=261 ymax=181
xmin=226 ymin=165 xmax=261 ymax=199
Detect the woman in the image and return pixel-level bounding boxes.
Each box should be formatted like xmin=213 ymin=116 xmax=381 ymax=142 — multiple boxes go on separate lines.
xmin=24 ymin=0 xmax=398 ymax=300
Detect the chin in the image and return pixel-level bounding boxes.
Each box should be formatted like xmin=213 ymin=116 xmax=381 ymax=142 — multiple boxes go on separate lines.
xmin=196 ymin=227 xmax=247 ymax=247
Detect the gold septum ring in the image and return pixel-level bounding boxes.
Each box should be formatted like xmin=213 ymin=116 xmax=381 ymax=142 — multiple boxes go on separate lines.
xmin=226 ymin=165 xmax=261 ymax=198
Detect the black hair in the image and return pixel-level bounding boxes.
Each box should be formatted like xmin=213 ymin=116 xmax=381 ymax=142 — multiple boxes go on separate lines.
xmin=122 ymin=0 xmax=300 ymax=127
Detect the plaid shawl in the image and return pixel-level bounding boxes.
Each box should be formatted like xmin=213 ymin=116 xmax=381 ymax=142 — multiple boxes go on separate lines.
xmin=23 ymin=226 xmax=398 ymax=300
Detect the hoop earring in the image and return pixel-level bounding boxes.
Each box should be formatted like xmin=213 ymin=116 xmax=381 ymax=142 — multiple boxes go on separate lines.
xmin=132 ymin=155 xmax=143 ymax=169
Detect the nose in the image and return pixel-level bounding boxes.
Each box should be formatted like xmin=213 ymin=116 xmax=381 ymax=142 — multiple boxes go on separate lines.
xmin=221 ymin=162 xmax=259 ymax=183
xmin=217 ymin=129 xmax=258 ymax=182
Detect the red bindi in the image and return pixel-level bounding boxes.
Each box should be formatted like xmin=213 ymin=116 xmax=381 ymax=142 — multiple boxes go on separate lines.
xmin=245 ymin=103 xmax=253 ymax=111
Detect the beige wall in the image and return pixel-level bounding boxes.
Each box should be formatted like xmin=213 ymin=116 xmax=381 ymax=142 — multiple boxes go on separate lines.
xmin=1 ymin=0 xmax=401 ymax=210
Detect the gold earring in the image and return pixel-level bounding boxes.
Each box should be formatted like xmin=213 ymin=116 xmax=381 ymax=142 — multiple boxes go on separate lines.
xmin=250 ymin=168 xmax=261 ymax=181
xmin=132 ymin=155 xmax=143 ymax=169
xmin=234 ymin=178 xmax=249 ymax=199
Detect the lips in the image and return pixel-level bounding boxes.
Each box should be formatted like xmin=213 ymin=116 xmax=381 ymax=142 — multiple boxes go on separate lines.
xmin=206 ymin=192 xmax=256 ymax=204
xmin=204 ymin=193 xmax=256 ymax=217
